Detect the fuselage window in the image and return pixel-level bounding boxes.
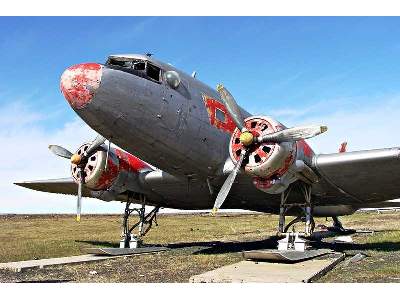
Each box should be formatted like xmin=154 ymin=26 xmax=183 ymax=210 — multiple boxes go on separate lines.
xmin=215 ymin=108 xmax=226 ymax=122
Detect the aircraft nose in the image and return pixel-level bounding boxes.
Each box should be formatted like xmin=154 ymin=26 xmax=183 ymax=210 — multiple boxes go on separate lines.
xmin=60 ymin=63 xmax=102 ymax=110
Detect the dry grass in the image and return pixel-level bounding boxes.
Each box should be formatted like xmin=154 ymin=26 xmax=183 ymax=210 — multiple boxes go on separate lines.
xmin=0 ymin=213 xmax=278 ymax=263
xmin=0 ymin=211 xmax=400 ymax=282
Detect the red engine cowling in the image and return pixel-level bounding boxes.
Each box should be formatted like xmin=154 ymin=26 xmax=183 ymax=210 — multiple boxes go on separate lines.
xmin=229 ymin=116 xmax=297 ymax=194
xmin=71 ymin=143 xmax=150 ymax=191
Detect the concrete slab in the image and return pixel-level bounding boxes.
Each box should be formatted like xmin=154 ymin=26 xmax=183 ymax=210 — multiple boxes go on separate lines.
xmin=0 ymin=254 xmax=128 ymax=272
xmin=84 ymin=246 xmax=168 ymax=256
xmin=243 ymin=249 xmax=332 ymax=262
xmin=190 ymin=253 xmax=344 ymax=283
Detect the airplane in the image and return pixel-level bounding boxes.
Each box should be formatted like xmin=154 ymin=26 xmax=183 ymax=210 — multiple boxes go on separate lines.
xmin=15 ymin=53 xmax=400 ymax=248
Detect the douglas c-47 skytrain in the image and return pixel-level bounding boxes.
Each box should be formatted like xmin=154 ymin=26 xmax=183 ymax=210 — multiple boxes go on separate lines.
xmin=16 ymin=54 xmax=400 ymax=247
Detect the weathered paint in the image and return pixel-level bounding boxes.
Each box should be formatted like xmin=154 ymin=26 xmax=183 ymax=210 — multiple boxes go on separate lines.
xmin=20 ymin=54 xmax=400 ymax=216
xmin=60 ymin=63 xmax=102 ymax=110
xmin=202 ymin=94 xmax=236 ymax=134
xmin=252 ymin=177 xmax=274 ymax=190
xmin=95 ymin=155 xmax=119 ymax=190
xmin=297 ymin=139 xmax=313 ymax=158
xmin=230 ymin=117 xmax=276 ymax=163
xmin=339 ymin=141 xmax=347 ymax=153
xmin=272 ymin=151 xmax=295 ymax=178
xmin=94 ymin=148 xmax=151 ymax=190
xmin=115 ymin=148 xmax=150 ymax=172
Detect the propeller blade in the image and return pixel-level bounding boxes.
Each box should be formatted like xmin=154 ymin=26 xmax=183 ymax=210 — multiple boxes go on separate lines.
xmin=48 ymin=145 xmax=73 ymax=159
xmin=216 ymin=84 xmax=246 ymax=132
xmin=257 ymin=125 xmax=328 ymax=143
xmin=76 ymin=168 xmax=84 ymax=222
xmin=84 ymin=134 xmax=106 ymax=158
xmin=212 ymin=149 xmax=247 ymax=214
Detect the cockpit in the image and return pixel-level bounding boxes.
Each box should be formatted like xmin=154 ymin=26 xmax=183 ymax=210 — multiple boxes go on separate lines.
xmin=105 ymin=55 xmax=182 ymax=91
xmin=105 ymin=55 xmax=161 ymax=83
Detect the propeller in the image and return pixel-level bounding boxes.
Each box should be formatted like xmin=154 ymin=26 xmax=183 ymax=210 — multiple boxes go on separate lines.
xmin=48 ymin=145 xmax=73 ymax=159
xmin=257 ymin=125 xmax=328 ymax=143
xmin=76 ymin=168 xmax=84 ymax=222
xmin=212 ymin=149 xmax=248 ymax=214
xmin=48 ymin=134 xmax=106 ymax=221
xmin=216 ymin=84 xmax=246 ymax=132
xmin=212 ymin=85 xmax=328 ymax=213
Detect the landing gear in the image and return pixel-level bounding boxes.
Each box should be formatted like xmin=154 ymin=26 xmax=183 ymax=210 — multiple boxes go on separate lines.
xmin=120 ymin=194 xmax=160 ymax=249
xmin=330 ymin=216 xmax=346 ymax=232
xmin=278 ymin=182 xmax=315 ymax=237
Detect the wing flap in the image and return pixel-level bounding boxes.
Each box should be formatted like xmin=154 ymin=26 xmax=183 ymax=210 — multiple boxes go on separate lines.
xmin=314 ymin=147 xmax=400 ymax=202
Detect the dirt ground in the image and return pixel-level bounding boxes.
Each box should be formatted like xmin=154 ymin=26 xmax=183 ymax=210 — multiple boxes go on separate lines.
xmin=0 ymin=211 xmax=399 ymax=282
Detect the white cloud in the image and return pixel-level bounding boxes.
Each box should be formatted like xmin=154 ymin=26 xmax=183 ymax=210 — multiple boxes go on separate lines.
xmin=0 ymin=101 xmax=126 ymax=214
xmin=268 ymin=95 xmax=400 ymax=153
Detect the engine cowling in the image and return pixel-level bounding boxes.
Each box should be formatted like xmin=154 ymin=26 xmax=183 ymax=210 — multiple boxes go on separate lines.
xmin=71 ymin=144 xmax=151 ymax=198
xmin=229 ymin=116 xmax=297 ymax=194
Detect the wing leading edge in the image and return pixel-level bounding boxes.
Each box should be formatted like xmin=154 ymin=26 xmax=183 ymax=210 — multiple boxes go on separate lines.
xmin=313 ymin=147 xmax=400 ymax=204
xmin=14 ymin=178 xmax=92 ymax=197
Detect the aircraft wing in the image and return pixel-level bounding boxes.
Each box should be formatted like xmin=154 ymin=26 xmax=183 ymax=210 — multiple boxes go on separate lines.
xmin=14 ymin=178 xmax=92 ymax=197
xmin=313 ymin=147 xmax=400 ymax=204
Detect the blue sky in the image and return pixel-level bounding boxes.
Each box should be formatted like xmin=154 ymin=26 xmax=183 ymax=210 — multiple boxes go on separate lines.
xmin=1 ymin=17 xmax=400 ymax=213
xmin=1 ymin=17 xmax=400 ymax=127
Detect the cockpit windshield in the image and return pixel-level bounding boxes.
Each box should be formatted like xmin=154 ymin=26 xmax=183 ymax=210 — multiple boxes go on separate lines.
xmin=106 ymin=57 xmax=160 ymax=83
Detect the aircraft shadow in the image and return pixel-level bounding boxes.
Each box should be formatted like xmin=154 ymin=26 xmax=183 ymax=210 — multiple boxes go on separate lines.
xmin=160 ymin=236 xmax=279 ymax=255
xmin=76 ymin=237 xmax=279 ymax=255
xmin=313 ymin=238 xmax=400 ymax=253
xmin=75 ymin=240 xmax=119 ymax=248
xmin=76 ymin=231 xmax=400 ymax=254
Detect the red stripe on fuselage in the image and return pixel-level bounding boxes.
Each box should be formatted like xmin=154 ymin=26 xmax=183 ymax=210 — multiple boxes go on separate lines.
xmin=115 ymin=148 xmax=151 ymax=172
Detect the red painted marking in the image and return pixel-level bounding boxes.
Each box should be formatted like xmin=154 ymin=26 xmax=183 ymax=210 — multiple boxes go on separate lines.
xmin=297 ymin=140 xmax=313 ymax=158
xmin=202 ymin=95 xmax=237 ymax=134
xmin=115 ymin=148 xmax=150 ymax=172
xmin=253 ymin=177 xmax=274 ymax=190
xmin=339 ymin=141 xmax=347 ymax=153
xmin=93 ymin=149 xmax=151 ymax=191
xmin=60 ymin=63 xmax=102 ymax=110
xmin=96 ymin=156 xmax=119 ymax=190
xmin=231 ymin=117 xmax=276 ymax=163
xmin=274 ymin=152 xmax=295 ymax=177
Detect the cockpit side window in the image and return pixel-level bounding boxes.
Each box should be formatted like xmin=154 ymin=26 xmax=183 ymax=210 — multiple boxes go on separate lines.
xmin=146 ymin=63 xmax=160 ymax=82
xmin=106 ymin=57 xmax=162 ymax=83
xmin=107 ymin=58 xmax=132 ymax=68
xmin=132 ymin=60 xmax=145 ymax=70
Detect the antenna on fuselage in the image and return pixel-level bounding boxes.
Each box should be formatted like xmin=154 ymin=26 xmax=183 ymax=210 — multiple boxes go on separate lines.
xmin=145 ymin=52 xmax=153 ymax=57
xmin=191 ymin=71 xmax=197 ymax=78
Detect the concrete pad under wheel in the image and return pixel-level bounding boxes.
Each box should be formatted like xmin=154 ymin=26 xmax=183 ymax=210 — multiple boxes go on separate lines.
xmin=84 ymin=246 xmax=168 ymax=256
xmin=0 ymin=255 xmax=118 ymax=272
xmin=242 ymin=249 xmax=332 ymax=263
xmin=190 ymin=253 xmax=344 ymax=283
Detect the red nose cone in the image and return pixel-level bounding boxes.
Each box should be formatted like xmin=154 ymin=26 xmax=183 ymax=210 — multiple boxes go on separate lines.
xmin=60 ymin=63 xmax=102 ymax=110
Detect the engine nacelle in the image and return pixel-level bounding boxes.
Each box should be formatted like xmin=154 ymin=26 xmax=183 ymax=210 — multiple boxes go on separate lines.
xmin=229 ymin=116 xmax=297 ymax=194
xmin=71 ymin=143 xmax=151 ymax=199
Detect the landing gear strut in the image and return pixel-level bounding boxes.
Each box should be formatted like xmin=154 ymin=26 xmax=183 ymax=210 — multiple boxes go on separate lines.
xmin=120 ymin=194 xmax=160 ymax=249
xmin=278 ymin=182 xmax=315 ymax=237
xmin=330 ymin=216 xmax=345 ymax=232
